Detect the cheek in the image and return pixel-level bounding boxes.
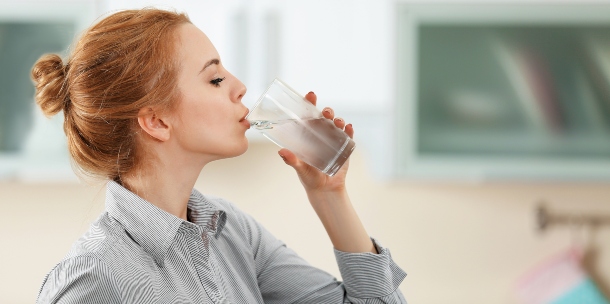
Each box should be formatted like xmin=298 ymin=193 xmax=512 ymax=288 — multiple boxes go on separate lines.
xmin=189 ymin=102 xmax=231 ymax=137
xmin=174 ymin=93 xmax=235 ymax=141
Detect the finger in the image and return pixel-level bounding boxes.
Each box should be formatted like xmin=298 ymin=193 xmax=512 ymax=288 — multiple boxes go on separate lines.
xmin=334 ymin=117 xmax=346 ymax=129
xmin=278 ymin=149 xmax=319 ymax=181
xmin=305 ymin=91 xmax=317 ymax=106
xmin=322 ymin=107 xmax=334 ymax=120
xmin=345 ymin=123 xmax=354 ymax=138
xmin=278 ymin=149 xmax=306 ymax=171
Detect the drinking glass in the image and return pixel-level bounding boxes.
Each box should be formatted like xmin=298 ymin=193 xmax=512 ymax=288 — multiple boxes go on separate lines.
xmin=246 ymin=79 xmax=356 ymax=176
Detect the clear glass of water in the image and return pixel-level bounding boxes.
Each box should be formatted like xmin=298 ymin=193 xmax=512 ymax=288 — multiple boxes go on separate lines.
xmin=246 ymin=79 xmax=356 ymax=176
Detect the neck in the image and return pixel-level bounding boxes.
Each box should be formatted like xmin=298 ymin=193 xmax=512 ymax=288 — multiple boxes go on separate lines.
xmin=121 ymin=151 xmax=208 ymax=221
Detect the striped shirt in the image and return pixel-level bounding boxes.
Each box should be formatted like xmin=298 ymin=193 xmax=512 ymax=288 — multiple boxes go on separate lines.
xmin=37 ymin=181 xmax=407 ymax=303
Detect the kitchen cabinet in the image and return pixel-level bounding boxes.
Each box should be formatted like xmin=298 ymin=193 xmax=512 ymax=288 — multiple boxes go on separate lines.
xmin=0 ymin=0 xmax=97 ymax=181
xmin=395 ymin=2 xmax=610 ymax=180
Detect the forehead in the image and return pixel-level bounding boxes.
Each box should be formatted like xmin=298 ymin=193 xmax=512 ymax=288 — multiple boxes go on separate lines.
xmin=175 ymin=23 xmax=218 ymax=64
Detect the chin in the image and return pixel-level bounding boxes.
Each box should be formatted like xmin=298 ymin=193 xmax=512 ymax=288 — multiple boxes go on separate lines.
xmin=235 ymin=140 xmax=249 ymax=156
xmin=224 ymin=140 xmax=249 ymax=159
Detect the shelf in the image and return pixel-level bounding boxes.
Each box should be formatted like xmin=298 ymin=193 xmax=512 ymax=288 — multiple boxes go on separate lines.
xmin=419 ymin=128 xmax=610 ymax=157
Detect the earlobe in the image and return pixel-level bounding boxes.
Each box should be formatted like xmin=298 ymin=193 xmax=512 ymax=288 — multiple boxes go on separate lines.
xmin=137 ymin=107 xmax=170 ymax=142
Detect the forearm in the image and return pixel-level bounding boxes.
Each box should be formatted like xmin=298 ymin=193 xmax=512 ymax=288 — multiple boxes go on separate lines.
xmin=306 ymin=189 xmax=376 ymax=254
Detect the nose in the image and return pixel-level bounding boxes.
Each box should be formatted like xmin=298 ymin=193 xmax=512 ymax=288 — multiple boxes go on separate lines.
xmin=232 ymin=74 xmax=247 ymax=103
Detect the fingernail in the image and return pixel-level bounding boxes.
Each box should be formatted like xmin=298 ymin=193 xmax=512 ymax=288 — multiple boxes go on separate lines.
xmin=347 ymin=123 xmax=353 ymax=128
xmin=323 ymin=108 xmax=331 ymax=114
xmin=335 ymin=118 xmax=343 ymax=123
xmin=308 ymin=91 xmax=315 ymax=95
xmin=278 ymin=151 xmax=287 ymax=161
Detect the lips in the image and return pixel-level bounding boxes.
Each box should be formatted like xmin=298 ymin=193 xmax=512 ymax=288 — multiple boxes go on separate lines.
xmin=239 ymin=109 xmax=249 ymax=122
xmin=239 ymin=109 xmax=250 ymax=129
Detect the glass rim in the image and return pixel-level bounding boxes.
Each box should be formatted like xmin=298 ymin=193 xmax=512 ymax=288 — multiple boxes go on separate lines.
xmin=245 ymin=78 xmax=302 ymax=121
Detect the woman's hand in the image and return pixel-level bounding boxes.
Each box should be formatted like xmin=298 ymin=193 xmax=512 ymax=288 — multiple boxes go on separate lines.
xmin=278 ymin=91 xmax=354 ymax=194
xmin=279 ymin=92 xmax=375 ymax=254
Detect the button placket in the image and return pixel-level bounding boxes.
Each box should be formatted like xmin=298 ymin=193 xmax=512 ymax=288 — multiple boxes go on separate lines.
xmin=187 ymin=224 xmax=225 ymax=304
xmin=206 ymin=231 xmax=233 ymax=304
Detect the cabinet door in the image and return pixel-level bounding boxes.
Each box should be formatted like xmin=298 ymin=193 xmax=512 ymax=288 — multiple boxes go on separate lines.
xmin=0 ymin=1 xmax=97 ymax=181
xmin=396 ymin=3 xmax=610 ymax=180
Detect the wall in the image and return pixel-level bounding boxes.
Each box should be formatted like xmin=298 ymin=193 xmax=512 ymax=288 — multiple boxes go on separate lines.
xmin=1 ymin=142 xmax=610 ymax=303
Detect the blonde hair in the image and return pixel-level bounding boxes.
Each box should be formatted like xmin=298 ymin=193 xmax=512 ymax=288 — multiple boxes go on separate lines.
xmin=31 ymin=8 xmax=191 ymax=182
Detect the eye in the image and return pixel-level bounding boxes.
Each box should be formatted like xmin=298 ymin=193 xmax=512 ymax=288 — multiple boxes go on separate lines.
xmin=210 ymin=77 xmax=225 ymax=87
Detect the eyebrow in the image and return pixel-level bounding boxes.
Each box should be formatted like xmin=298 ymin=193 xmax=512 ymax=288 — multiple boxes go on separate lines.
xmin=199 ymin=58 xmax=220 ymax=74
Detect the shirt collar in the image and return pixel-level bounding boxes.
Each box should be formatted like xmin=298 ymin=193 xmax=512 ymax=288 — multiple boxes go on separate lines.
xmin=187 ymin=190 xmax=227 ymax=237
xmin=105 ymin=181 xmax=227 ymax=266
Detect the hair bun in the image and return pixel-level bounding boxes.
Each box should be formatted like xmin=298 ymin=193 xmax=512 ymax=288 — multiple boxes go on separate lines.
xmin=31 ymin=54 xmax=69 ymax=117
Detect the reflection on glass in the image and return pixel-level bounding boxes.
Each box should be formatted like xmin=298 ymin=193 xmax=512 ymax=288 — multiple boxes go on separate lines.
xmin=417 ymin=25 xmax=610 ymax=158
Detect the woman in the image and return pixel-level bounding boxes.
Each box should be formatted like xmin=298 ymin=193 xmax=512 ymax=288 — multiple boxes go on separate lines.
xmin=32 ymin=8 xmax=406 ymax=303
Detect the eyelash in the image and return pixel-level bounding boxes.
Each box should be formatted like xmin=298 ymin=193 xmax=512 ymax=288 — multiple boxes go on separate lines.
xmin=210 ymin=77 xmax=225 ymax=87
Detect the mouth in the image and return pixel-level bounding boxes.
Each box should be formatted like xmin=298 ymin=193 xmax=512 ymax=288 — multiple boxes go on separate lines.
xmin=239 ymin=109 xmax=251 ymax=129
xmin=239 ymin=109 xmax=249 ymax=122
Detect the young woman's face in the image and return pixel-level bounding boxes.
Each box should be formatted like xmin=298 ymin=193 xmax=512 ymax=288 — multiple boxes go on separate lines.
xmin=170 ymin=23 xmax=249 ymax=161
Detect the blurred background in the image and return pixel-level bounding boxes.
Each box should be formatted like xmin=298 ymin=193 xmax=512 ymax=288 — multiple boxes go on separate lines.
xmin=2 ymin=0 xmax=610 ymax=303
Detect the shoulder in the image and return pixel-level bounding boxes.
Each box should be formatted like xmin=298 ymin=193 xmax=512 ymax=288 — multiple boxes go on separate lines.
xmin=37 ymin=255 xmax=122 ymax=303
xmin=51 ymin=212 xmax=151 ymax=275
xmin=37 ymin=213 xmax=157 ymax=302
xmin=64 ymin=213 xmax=117 ymax=259
xmin=63 ymin=212 xmax=137 ymax=262
xmin=63 ymin=212 xmax=159 ymax=272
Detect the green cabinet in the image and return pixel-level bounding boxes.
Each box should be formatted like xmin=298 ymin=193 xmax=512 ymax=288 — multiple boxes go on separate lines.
xmin=395 ymin=3 xmax=610 ymax=180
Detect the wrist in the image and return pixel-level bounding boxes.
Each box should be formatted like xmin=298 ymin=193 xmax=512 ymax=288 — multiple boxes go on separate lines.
xmin=305 ymin=189 xmax=375 ymax=253
xmin=305 ymin=188 xmax=349 ymax=208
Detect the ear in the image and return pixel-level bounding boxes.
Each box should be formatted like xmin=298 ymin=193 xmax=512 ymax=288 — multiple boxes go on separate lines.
xmin=137 ymin=107 xmax=170 ymax=142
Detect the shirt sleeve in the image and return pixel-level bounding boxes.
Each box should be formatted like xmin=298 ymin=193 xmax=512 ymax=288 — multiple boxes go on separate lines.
xmin=334 ymin=238 xmax=408 ymax=303
xmin=229 ymin=202 xmax=407 ymax=304
xmin=36 ymin=256 xmax=122 ymax=304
